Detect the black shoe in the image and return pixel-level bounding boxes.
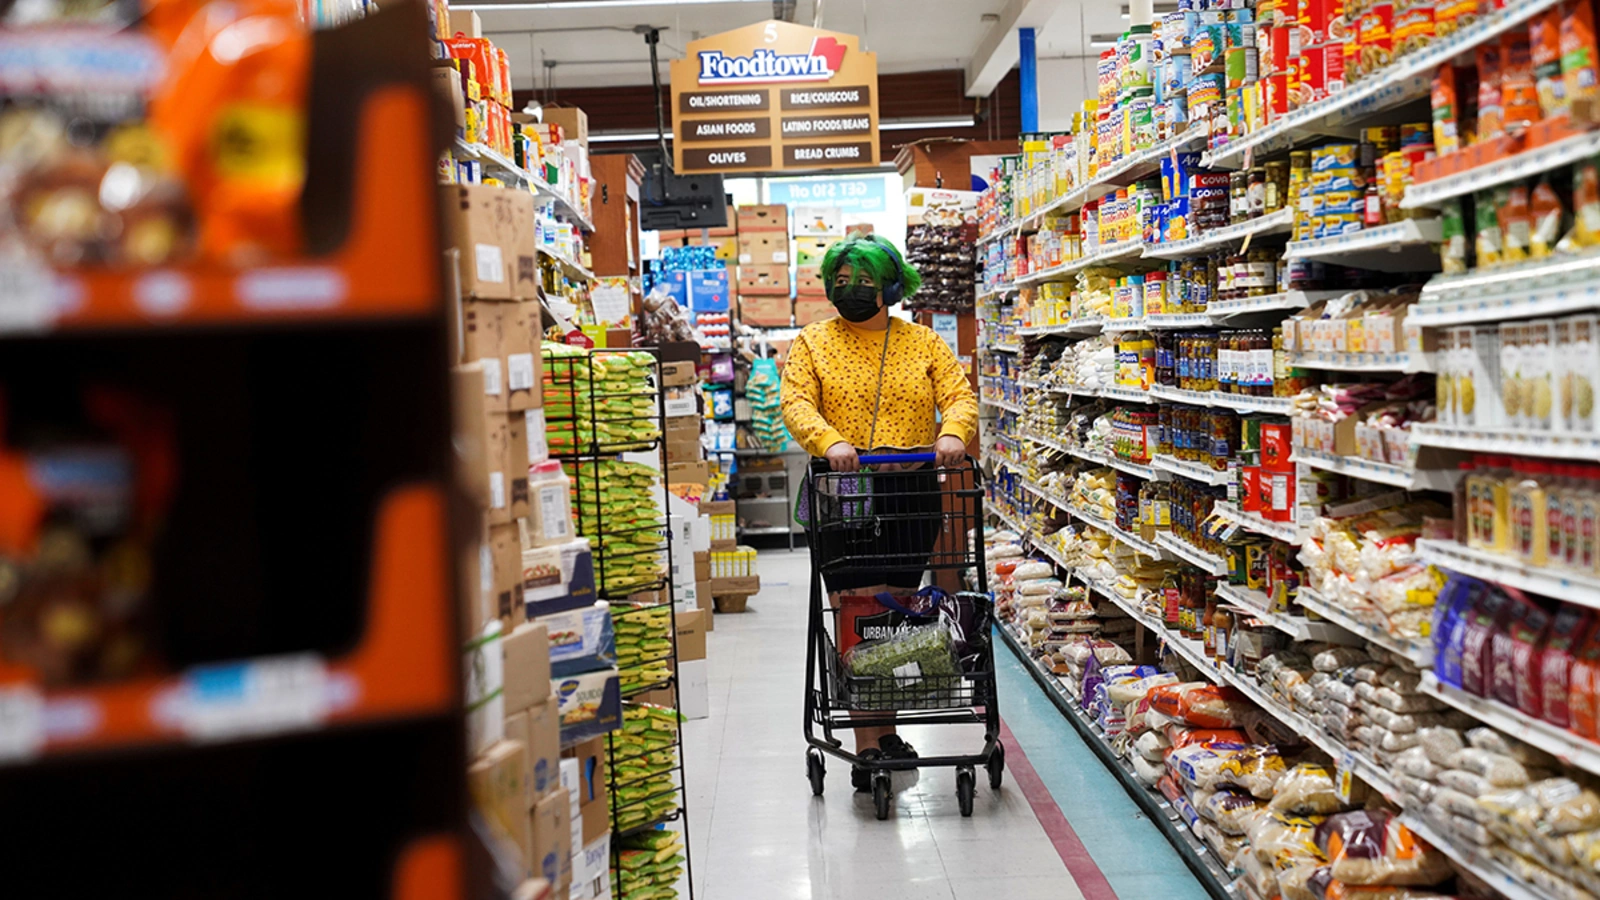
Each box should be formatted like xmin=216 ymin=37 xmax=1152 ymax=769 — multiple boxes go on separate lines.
xmin=852 ymin=748 xmax=883 ymax=792
xmin=878 ymin=735 xmax=921 ymax=791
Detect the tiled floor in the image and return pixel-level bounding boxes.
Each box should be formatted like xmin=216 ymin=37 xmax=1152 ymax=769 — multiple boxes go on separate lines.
xmin=680 ymin=549 xmax=1211 ymax=900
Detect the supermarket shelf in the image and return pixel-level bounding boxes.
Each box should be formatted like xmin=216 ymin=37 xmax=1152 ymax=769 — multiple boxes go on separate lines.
xmin=1078 ymin=239 xmax=1151 ymax=270
xmin=538 ymin=246 xmax=594 ymax=282
xmin=1222 ymin=392 xmax=1295 ymax=415
xmin=1202 ymin=0 xmax=1563 ymax=170
xmin=995 ymin=625 xmax=1237 ymax=900
xmin=733 ymin=496 xmax=789 ymax=505
xmin=1401 ymin=813 xmax=1551 ymax=900
xmin=454 ymin=137 xmax=594 ymax=231
xmin=1153 ymin=454 xmax=1233 ymax=487
xmin=1417 ymin=538 xmax=1600 ymax=609
xmin=1296 ymin=587 xmax=1435 ymax=667
xmin=1206 ymin=289 xmax=1343 ymax=320
xmin=976 ymin=285 xmax=1018 ymax=304
xmin=1016 ymin=379 xmax=1049 ymax=392
xmin=1024 ymin=431 xmax=1167 ymax=481
xmin=1290 ymin=448 xmax=1460 ymax=491
xmin=1215 ymin=583 xmax=1362 ymax=645
xmin=1016 ymin=322 xmax=1079 ymax=337
xmin=1282 ymin=219 xmax=1443 ymax=273
xmin=1015 ymin=262 xmax=1076 ymax=287
xmin=1102 ymin=317 xmax=1152 ymax=334
xmin=736 ymin=525 xmax=792 ymax=535
xmin=989 ymin=343 xmax=1021 ymax=354
xmin=1421 ymin=672 xmax=1600 ymax=779
xmin=1211 ymin=501 xmax=1302 ymax=545
xmin=980 ymin=396 xmax=1022 ymax=414
xmin=1412 ymin=249 xmax=1600 ymax=326
xmin=1145 ymin=312 xmax=1216 ymax=329
xmin=1286 ymin=350 xmax=1435 ymax=373
xmin=990 ymin=505 xmax=1029 ymax=537
xmin=1403 ymin=129 xmax=1600 ymax=210
xmin=1142 ymin=208 xmax=1295 ymax=261
xmin=1154 ymin=533 xmax=1228 ymax=575
xmin=1098 ymin=384 xmax=1158 ymax=405
xmin=1150 ymin=384 xmax=1214 ymax=407
xmin=1409 ymin=423 xmax=1600 ymax=461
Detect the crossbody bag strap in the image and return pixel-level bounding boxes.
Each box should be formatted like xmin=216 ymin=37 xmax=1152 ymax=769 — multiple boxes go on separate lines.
xmin=864 ymin=317 xmax=892 ymax=454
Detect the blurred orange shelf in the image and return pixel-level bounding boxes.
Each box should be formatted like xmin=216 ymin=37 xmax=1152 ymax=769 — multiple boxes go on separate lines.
xmin=17 ymin=86 xmax=440 ymax=336
xmin=0 ymin=484 xmax=456 ymax=763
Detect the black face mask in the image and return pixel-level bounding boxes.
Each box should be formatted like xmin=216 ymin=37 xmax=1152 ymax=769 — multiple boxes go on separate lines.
xmin=832 ymin=283 xmax=881 ymax=322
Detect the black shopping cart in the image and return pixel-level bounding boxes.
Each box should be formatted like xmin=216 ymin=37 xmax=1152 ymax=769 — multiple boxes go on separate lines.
xmin=801 ymin=451 xmax=1002 ymax=820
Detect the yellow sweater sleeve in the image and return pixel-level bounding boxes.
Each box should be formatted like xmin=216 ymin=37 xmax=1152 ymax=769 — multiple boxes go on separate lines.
xmin=780 ymin=332 xmax=848 ymax=458
xmin=928 ymin=331 xmax=979 ymax=445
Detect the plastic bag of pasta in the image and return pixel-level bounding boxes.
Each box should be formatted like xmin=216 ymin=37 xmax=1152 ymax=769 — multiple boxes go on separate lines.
xmin=1313 ymin=810 xmax=1454 ymax=887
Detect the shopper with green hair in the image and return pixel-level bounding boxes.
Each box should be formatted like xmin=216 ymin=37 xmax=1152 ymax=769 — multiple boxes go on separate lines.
xmin=781 ymin=232 xmax=979 ymax=790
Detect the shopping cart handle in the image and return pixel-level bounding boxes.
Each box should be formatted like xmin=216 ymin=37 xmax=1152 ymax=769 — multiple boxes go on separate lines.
xmin=857 ymin=452 xmax=938 ymax=465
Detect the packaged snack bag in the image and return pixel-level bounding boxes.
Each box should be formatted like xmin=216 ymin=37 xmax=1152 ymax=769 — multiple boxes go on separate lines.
xmin=1503 ymin=28 xmax=1543 ymax=130
xmin=1534 ymin=7 xmax=1569 ymax=119
xmin=1564 ymin=0 xmax=1600 ymax=110
xmin=1314 ymin=810 xmax=1455 ymax=886
xmin=1478 ymin=41 xmax=1506 ymax=140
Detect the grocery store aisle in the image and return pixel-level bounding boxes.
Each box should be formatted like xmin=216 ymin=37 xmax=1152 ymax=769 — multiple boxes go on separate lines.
xmin=681 ymin=549 xmax=1208 ymax=900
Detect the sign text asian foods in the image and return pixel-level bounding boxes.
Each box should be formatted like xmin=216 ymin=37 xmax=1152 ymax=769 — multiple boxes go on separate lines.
xmin=671 ymin=20 xmax=879 ymax=174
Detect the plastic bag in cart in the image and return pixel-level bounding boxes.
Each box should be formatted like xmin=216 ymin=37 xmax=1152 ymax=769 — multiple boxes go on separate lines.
xmin=844 ymin=620 xmax=960 ymax=704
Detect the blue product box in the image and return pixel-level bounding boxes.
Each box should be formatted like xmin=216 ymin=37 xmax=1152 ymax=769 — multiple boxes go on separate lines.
xmin=539 ymin=603 xmax=616 ymax=675
xmin=708 ymin=386 xmax=735 ymax=420
xmin=522 ymin=537 xmax=597 ymax=619
xmin=659 ymin=270 xmax=688 ymax=307
xmin=689 ymin=267 xmax=730 ymax=312
xmin=554 ymin=668 xmax=622 ymax=747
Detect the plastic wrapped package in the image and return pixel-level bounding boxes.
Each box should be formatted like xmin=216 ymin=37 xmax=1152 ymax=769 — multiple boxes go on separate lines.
xmin=1108 ymin=672 xmax=1180 ymax=706
xmin=1238 ymin=844 xmax=1278 ymax=900
xmin=1434 ymin=786 xmax=1494 ymax=824
xmin=1251 ymin=810 xmax=1327 ymax=875
xmin=1531 ymin=778 xmax=1600 ymax=836
xmin=1269 ymin=764 xmax=1348 ymax=815
xmin=1205 ymin=788 xmax=1269 ymax=836
xmin=1436 ymin=768 xmax=1493 ymax=797
xmin=1392 ymin=747 xmax=1440 ymax=782
xmin=1169 ymin=742 xmax=1252 ymax=791
xmin=1394 ymin=773 xmax=1438 ymax=805
xmin=1315 ymin=647 xmax=1372 ymax=673
xmin=1167 ymin=726 xmax=1251 ymax=748
xmin=1313 ymin=809 xmax=1454 ymax=886
xmin=1276 ymin=859 xmax=1323 ymax=900
xmin=1466 ymin=726 xmax=1560 ymax=767
xmin=1417 ymin=726 xmax=1466 ymax=766
xmin=1306 ymin=875 xmax=1458 ymax=900
xmin=1012 ymin=561 xmax=1054 ymax=580
xmin=1214 ymin=746 xmax=1290 ymax=800
xmin=1200 ymin=820 xmax=1249 ymax=866
xmin=1356 ymin=682 xmax=1440 ymax=714
xmin=1017 ymin=578 xmax=1062 ymax=596
xmin=1293 ymin=681 xmax=1320 ymax=711
xmin=1354 ymin=724 xmax=1423 ymax=753
xmin=1136 ymin=729 xmax=1172 ymax=762
xmin=1323 ymin=680 xmax=1359 ymax=708
xmin=1449 ymin=748 xmax=1533 ymax=786
xmin=1150 ymin=682 xmax=1257 ymax=728
xmin=1128 ymin=753 xmax=1163 ymax=788
xmin=1351 ymin=662 xmax=1393 ymax=684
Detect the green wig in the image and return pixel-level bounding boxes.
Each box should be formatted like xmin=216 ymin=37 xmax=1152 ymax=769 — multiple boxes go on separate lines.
xmin=818 ymin=233 xmax=921 ymax=303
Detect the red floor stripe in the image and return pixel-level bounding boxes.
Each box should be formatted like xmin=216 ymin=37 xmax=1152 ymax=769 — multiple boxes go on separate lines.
xmin=999 ymin=718 xmax=1120 ymax=900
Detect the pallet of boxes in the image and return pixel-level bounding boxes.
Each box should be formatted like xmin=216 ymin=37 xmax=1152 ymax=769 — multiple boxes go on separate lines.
xmin=704 ymin=503 xmax=759 ymax=613
xmin=734 ymin=204 xmax=792 ymax=328
xmin=792 ymin=205 xmax=842 ymax=326
xmin=447 ymin=193 xmax=619 ymax=900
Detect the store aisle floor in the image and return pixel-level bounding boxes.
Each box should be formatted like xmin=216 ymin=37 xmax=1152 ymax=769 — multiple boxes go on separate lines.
xmin=681 ymin=549 xmax=1211 ymax=900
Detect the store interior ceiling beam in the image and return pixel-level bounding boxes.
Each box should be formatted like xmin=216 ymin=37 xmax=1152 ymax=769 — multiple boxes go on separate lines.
xmin=964 ymin=0 xmax=1063 ymax=98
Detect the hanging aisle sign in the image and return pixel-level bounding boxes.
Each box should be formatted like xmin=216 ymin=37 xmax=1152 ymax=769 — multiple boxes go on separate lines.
xmin=671 ymin=20 xmax=879 ymax=174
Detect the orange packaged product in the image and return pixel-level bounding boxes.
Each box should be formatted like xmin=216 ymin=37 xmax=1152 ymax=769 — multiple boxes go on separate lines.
xmin=1478 ymin=40 xmax=1506 ymax=140
xmin=1564 ymin=0 xmax=1600 ymax=110
xmin=1166 ymin=726 xmax=1251 ymax=748
xmin=1149 ymin=682 xmax=1256 ymax=728
xmin=146 ymin=0 xmax=310 ymax=265
xmin=446 ymin=37 xmax=501 ymax=100
xmin=1503 ymin=28 xmax=1543 ymax=130
xmin=1434 ymin=0 xmax=1479 ymax=37
xmin=1569 ymin=629 xmax=1600 ymax=739
xmin=1533 ymin=7 xmax=1568 ymax=120
xmin=1433 ymin=64 xmax=1464 ymax=155
xmin=1394 ymin=2 xmax=1435 ymax=56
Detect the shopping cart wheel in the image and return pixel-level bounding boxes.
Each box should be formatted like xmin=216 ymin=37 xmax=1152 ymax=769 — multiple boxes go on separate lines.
xmin=956 ymin=768 xmax=976 ymax=817
xmin=872 ymin=773 xmax=891 ymax=820
xmin=807 ymin=749 xmax=826 ymax=796
xmin=987 ymin=743 xmax=1006 ymax=790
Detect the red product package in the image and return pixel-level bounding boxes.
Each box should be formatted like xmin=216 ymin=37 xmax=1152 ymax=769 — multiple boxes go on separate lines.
xmin=1503 ymin=27 xmax=1543 ymax=130
xmin=1569 ymin=629 xmax=1600 ymax=739
xmin=1460 ymin=589 xmax=1508 ymax=697
xmin=1491 ymin=590 xmax=1540 ymax=708
xmin=1166 ymin=725 xmax=1251 ymax=748
xmin=1540 ymin=606 xmax=1593 ymax=728
xmin=1509 ymin=593 xmax=1554 ymax=718
xmin=1242 ymin=467 xmax=1263 ymax=512
xmin=1478 ymin=39 xmax=1506 ymax=140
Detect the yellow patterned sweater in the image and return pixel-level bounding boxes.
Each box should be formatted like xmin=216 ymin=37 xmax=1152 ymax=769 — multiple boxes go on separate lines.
xmin=780 ymin=316 xmax=979 ymax=458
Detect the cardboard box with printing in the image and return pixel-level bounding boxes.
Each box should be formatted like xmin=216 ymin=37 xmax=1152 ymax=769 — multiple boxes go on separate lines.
xmin=661 ymin=361 xmax=697 ymax=387
xmin=675 ymin=608 xmax=708 ymax=661
xmin=735 ymin=203 xmax=787 ymax=232
xmin=469 ymin=740 xmax=532 ymax=871
xmin=503 ymin=307 xmax=543 ymax=411
xmin=440 ymin=184 xmax=516 ymax=300
xmin=738 ymin=294 xmax=792 ymax=327
xmin=502 ymin=622 xmax=552 ymax=713
xmin=460 ymin=300 xmax=507 ymax=407
xmin=737 ymin=233 xmax=789 ymax=267
xmin=794 ymin=297 xmax=834 ymax=326
xmin=564 ymin=736 xmax=610 ymax=846
xmin=489 ymin=521 xmax=525 ymax=627
xmin=506 ymin=691 xmax=561 ymax=804
xmin=452 ymin=364 xmax=491 ymax=511
xmin=506 ymin=189 xmax=541 ymax=301
xmin=530 ymin=786 xmax=573 ymax=891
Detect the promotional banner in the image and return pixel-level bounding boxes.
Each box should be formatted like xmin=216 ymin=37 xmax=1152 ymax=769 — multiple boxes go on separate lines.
xmin=671 ymin=20 xmax=880 ymax=174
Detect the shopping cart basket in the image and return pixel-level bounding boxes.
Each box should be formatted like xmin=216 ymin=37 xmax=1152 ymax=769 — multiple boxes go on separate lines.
xmin=801 ymin=452 xmax=1002 ymax=820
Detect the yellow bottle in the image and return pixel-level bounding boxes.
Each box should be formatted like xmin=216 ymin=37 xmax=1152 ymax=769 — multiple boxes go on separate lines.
xmin=1508 ymin=460 xmax=1550 ymax=566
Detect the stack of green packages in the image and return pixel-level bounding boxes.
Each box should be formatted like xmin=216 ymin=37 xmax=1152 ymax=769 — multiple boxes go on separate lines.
xmin=566 ymin=459 xmax=667 ymax=593
xmin=542 ymin=345 xmax=662 ymax=454
xmin=744 ymin=358 xmax=788 ymax=451
xmin=611 ymin=703 xmax=681 ymax=833
xmin=613 ymin=604 xmax=674 ymax=693
xmin=612 ymin=829 xmax=686 ymax=899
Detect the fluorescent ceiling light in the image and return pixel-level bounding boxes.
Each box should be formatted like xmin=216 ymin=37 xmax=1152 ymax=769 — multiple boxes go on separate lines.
xmin=879 ymin=117 xmax=976 ymax=131
xmin=456 ymin=0 xmax=766 ymax=9
xmin=590 ymin=131 xmax=672 ymax=142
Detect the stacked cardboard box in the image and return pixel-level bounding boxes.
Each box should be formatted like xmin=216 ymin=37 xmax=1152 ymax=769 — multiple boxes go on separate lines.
xmin=734 ymin=204 xmax=792 ymax=327
xmin=792 ymin=205 xmax=841 ymax=327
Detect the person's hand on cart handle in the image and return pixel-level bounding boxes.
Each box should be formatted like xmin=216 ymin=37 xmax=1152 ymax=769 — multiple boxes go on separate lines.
xmin=825 ymin=441 xmax=859 ymax=472
xmin=934 ymin=435 xmax=965 ymax=470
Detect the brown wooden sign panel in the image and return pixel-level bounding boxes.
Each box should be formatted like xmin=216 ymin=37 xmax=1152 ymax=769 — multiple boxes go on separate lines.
xmin=669 ymin=20 xmax=879 ymax=173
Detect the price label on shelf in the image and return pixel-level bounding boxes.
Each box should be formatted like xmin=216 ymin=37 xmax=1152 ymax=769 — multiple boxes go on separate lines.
xmin=0 ymin=684 xmax=45 ymax=761
xmin=165 ymin=654 xmax=331 ymax=741
xmin=1336 ymin=750 xmax=1357 ymax=803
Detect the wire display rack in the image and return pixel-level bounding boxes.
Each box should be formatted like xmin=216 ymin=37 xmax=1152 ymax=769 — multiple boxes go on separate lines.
xmin=543 ymin=347 xmax=696 ymax=900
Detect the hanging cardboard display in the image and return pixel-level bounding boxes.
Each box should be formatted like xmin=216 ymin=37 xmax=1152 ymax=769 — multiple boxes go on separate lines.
xmin=671 ymin=20 xmax=879 ymax=174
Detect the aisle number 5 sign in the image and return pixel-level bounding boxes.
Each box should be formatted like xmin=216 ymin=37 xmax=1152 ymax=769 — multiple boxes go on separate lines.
xmin=670 ymin=19 xmax=880 ymax=174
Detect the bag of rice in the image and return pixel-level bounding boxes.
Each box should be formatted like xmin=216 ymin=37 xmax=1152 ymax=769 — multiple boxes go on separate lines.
xmin=1314 ymin=809 xmax=1454 ymax=886
xmin=1205 ymin=788 xmax=1269 ymax=836
xmin=1449 ymin=747 xmax=1532 ymax=786
xmin=1269 ymin=763 xmax=1347 ymax=815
